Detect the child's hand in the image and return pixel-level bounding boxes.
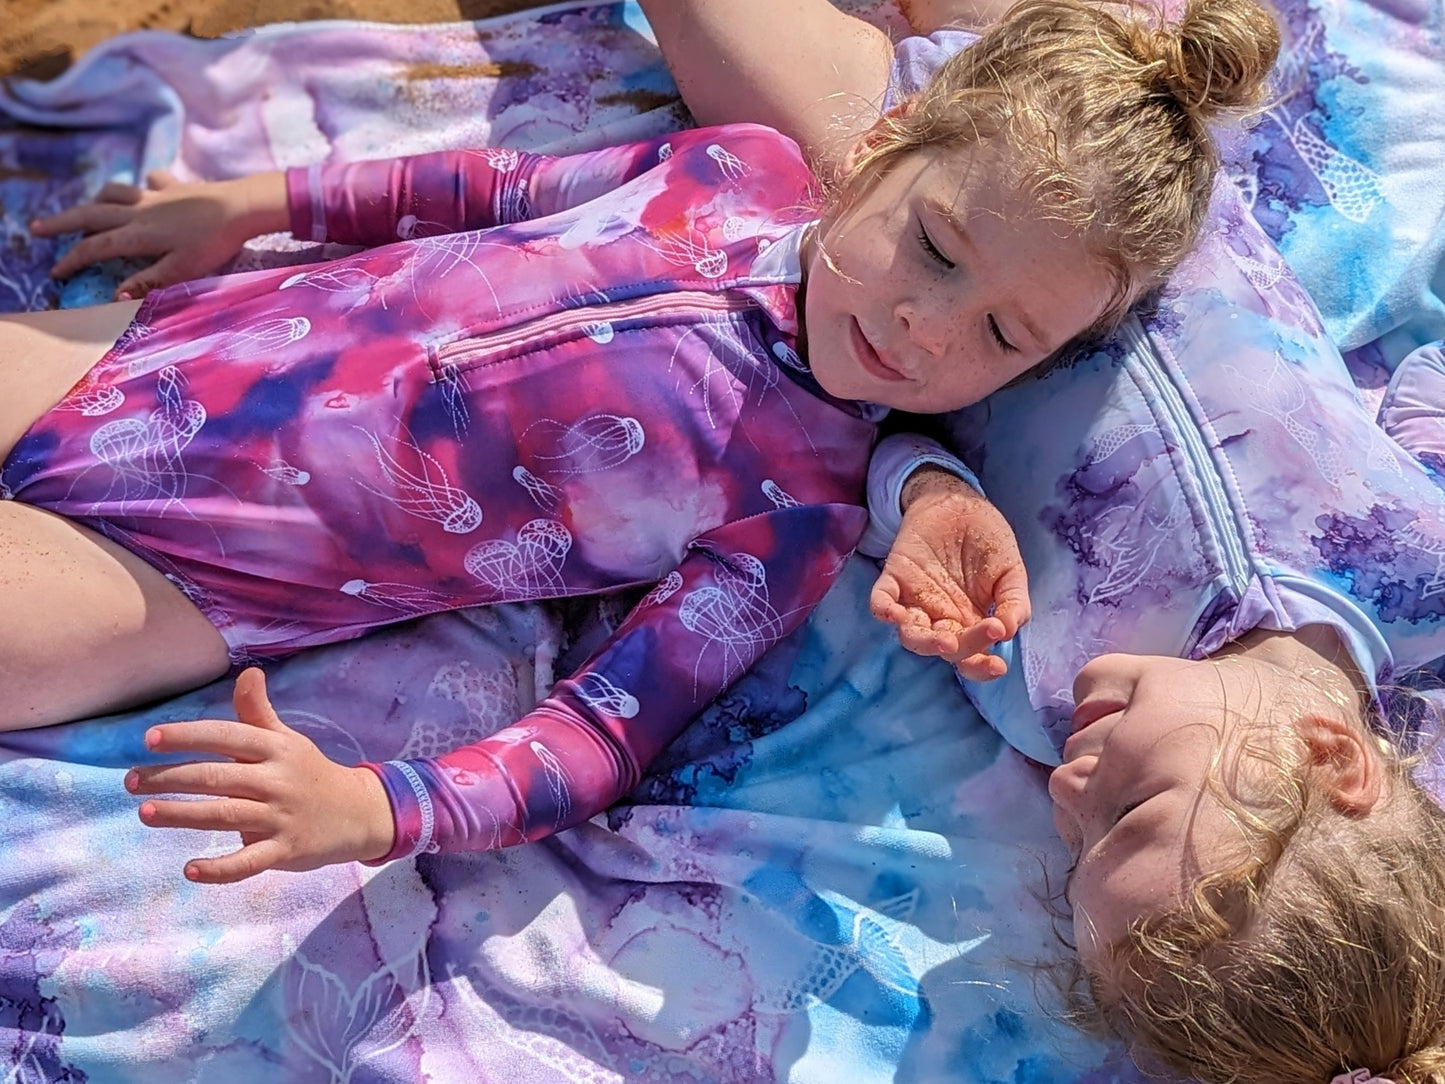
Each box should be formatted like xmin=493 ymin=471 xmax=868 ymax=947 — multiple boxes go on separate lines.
xmin=126 ymin=668 xmax=396 ymax=883
xmin=30 ymin=169 xmax=289 ymax=300
xmin=869 ymin=468 xmax=1030 ymax=680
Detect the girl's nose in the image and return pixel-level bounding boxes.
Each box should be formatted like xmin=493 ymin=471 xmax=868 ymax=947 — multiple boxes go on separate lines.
xmin=1047 ymin=755 xmax=1094 ymax=819
xmin=895 ymin=298 xmax=954 ymax=361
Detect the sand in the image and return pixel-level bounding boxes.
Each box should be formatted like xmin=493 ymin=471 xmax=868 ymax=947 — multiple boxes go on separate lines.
xmin=0 ymin=0 xmax=546 ymax=80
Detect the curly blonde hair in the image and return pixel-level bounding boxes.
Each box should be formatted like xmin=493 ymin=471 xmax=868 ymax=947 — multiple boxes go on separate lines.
xmin=1074 ymin=710 xmax=1445 ymax=1084
xmin=837 ymin=0 xmax=1280 ymax=330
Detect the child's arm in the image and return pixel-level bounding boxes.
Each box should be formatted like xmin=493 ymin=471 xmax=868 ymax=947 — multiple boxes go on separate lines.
xmin=869 ymin=466 xmax=1031 ymax=681
xmin=638 ymin=0 xmax=893 ymax=177
xmin=29 ymin=131 xmax=697 ymax=298
xmin=127 ymin=501 xmax=866 ymax=877
xmin=286 ymin=132 xmax=691 ymax=246
xmin=363 ymin=501 xmax=866 ymax=860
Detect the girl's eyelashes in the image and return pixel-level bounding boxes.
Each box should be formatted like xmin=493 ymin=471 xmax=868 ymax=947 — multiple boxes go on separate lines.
xmin=988 ymin=315 xmax=1017 ymax=353
xmin=916 ymin=222 xmax=955 ymax=270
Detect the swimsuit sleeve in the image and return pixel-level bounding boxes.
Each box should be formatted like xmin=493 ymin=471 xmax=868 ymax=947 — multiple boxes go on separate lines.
xmin=284 ymin=132 xmax=684 ymax=245
xmin=361 ymin=500 xmax=867 ymax=860
xmin=858 ymin=432 xmax=983 ymax=558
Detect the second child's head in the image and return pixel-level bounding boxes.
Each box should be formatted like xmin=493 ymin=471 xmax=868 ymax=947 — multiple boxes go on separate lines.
xmin=800 ymin=0 xmax=1278 ymax=413
xmin=1055 ymin=649 xmax=1445 ymax=1084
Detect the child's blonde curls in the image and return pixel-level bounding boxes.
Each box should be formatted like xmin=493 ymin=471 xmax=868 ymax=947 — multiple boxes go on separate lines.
xmin=1076 ymin=703 xmax=1445 ymax=1084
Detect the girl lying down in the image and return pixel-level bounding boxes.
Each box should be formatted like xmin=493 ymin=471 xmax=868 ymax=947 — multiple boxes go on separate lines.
xmin=640 ymin=1 xmax=1445 ymax=1082
xmin=19 ymin=0 xmax=1265 ymax=923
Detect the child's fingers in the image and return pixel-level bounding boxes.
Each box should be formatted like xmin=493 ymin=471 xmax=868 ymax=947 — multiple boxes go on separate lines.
xmin=144 ymin=169 xmax=179 ymax=190
xmin=895 ymin=621 xmax=961 ymax=659
xmin=48 ymin=227 xmax=158 ymax=279
xmin=126 ymin=760 xmax=269 ymax=801
xmin=954 ymin=652 xmax=1007 ymax=682
xmin=94 ymin=180 xmax=145 ymax=205
xmin=990 ymin=566 xmax=1031 ymax=637
xmin=144 ymin=719 xmax=274 ymax=761
xmin=184 ymin=839 xmax=288 ymax=885
xmin=232 ymin=667 xmax=287 ymax=732
xmin=115 ymin=253 xmax=185 ymax=301
xmin=869 ymin=571 xmax=902 ymax=616
xmin=32 ymin=200 xmax=135 ymax=242
xmin=137 ymin=795 xmax=271 ymax=834
xmin=947 ymin=615 xmax=1006 ymax=662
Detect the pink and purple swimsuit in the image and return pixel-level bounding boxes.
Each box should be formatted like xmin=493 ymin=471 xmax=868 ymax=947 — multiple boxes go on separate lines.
xmin=2 ymin=125 xmax=877 ymax=860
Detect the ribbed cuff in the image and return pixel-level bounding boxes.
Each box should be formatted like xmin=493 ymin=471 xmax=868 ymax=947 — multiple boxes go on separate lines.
xmin=285 ymin=163 xmax=326 ymax=243
xmin=359 ymin=760 xmax=438 ymax=864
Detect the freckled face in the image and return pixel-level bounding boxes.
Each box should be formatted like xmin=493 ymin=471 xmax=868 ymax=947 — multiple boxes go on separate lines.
xmin=800 ymin=141 xmax=1117 ymax=413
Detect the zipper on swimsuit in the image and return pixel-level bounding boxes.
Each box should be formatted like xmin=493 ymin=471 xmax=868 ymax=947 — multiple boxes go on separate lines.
xmin=1118 ymin=314 xmax=1254 ymax=597
xmin=430 ymin=290 xmax=762 ymax=374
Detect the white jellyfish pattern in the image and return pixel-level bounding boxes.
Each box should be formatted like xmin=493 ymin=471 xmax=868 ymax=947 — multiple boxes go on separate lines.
xmin=525 ymin=414 xmax=645 ymax=478
xmin=530 ymin=741 xmax=573 ymax=827
xmin=88 ymin=365 xmax=206 ymax=505
xmin=354 ymin=427 xmax=483 ymax=534
xmin=464 ymin=519 xmax=573 ymax=601
xmin=761 ymin=479 xmax=800 ymax=509
xmin=641 ymin=570 xmax=684 ymax=608
xmin=706 ymin=143 xmax=749 ymax=181
xmin=56 ymin=381 xmax=125 ymax=417
xmin=261 ymin=460 xmax=311 ymax=486
xmin=512 ymin=465 xmax=561 ymax=511
xmin=638 ymin=230 xmax=728 ymax=279
xmin=340 ymin=578 xmax=456 ymax=614
xmin=678 ymin=551 xmax=784 ymax=685
xmin=571 ymin=673 xmax=640 ymax=719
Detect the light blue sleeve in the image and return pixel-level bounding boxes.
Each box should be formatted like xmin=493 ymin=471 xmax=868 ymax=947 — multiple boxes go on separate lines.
xmin=883 ymin=29 xmax=980 ymax=108
xmin=860 ymin=433 xmax=983 ymax=558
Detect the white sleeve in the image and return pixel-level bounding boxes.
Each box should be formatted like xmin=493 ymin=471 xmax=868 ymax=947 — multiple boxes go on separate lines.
xmin=859 ymin=432 xmax=984 ymax=558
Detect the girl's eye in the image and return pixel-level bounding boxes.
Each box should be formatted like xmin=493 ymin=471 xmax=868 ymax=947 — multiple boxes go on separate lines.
xmin=916 ymin=223 xmax=955 ymax=270
xmin=988 ymin=315 xmax=1017 ymax=354
xmin=1113 ymin=800 xmax=1143 ymax=825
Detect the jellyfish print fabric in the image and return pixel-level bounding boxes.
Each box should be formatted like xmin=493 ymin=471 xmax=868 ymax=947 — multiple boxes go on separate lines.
xmin=0 ymin=124 xmax=877 ymax=859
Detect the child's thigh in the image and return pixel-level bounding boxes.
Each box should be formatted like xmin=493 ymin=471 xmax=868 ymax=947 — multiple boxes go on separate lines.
xmin=0 ymin=500 xmax=229 ymax=730
xmin=0 ymin=301 xmax=141 ymax=461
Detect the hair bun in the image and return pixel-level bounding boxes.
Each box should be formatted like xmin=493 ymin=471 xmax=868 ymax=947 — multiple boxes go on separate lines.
xmin=1143 ymin=0 xmax=1280 ymax=119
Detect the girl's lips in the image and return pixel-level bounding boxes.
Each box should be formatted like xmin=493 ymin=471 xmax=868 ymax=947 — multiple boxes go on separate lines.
xmin=1069 ymin=699 xmax=1126 ymax=735
xmin=849 ymin=318 xmax=908 ymax=382
xmin=1061 ymin=699 xmax=1128 ymax=761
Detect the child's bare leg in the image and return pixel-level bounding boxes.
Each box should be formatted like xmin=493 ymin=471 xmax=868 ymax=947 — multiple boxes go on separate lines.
xmin=0 ymin=502 xmax=230 ymax=728
xmin=0 ymin=303 xmax=230 ymax=728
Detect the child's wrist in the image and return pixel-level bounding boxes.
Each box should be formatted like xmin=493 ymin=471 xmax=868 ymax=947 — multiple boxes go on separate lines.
xmin=349 ymin=765 xmax=398 ymax=864
xmin=233 ymin=172 xmax=291 ymax=237
xmin=901 ymin=464 xmax=979 ymax=512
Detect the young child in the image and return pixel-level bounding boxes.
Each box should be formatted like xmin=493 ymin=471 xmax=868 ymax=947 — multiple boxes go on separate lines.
xmin=640 ymin=1 xmax=1445 ymax=1080
xmin=14 ymin=0 xmax=1271 ymax=889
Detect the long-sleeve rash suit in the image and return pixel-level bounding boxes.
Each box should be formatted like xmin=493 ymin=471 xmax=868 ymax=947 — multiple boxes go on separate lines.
xmin=3 ymin=125 xmax=878 ymax=860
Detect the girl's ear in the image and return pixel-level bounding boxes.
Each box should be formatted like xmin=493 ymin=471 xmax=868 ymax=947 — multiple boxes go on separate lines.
xmin=1295 ymin=712 xmax=1387 ymax=815
xmin=842 ymin=95 xmax=918 ymax=175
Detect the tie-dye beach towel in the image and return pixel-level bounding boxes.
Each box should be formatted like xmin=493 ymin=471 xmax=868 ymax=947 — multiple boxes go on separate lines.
xmin=2 ymin=1 xmax=1443 ymax=1080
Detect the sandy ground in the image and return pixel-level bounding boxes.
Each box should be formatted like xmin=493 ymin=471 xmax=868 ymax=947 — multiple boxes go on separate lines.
xmin=1 ymin=0 xmax=546 ymax=79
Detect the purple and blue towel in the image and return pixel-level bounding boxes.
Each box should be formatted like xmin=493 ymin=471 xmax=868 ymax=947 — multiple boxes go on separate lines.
xmin=0 ymin=1 xmax=1442 ymax=1080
